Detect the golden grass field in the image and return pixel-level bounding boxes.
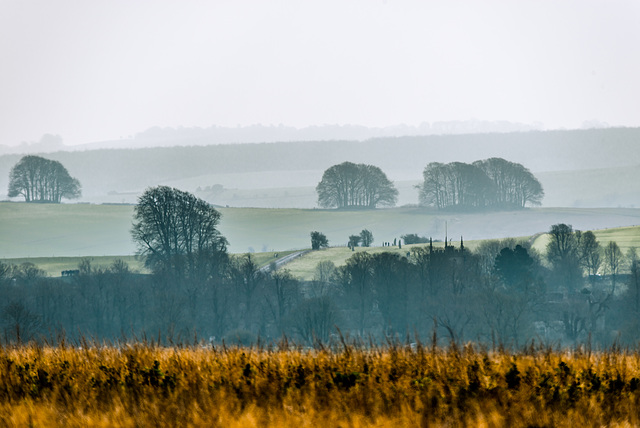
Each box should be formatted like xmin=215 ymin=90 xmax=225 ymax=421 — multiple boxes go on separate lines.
xmin=2 ymin=341 xmax=640 ymax=427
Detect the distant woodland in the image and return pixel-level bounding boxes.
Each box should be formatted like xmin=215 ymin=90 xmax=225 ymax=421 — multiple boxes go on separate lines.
xmin=1 ymin=128 xmax=639 ymax=207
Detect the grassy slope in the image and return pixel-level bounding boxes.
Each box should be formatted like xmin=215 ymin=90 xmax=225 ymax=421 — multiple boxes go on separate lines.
xmin=537 ymin=164 xmax=640 ymax=208
xmin=0 ymin=202 xmax=135 ymax=257
xmin=530 ymin=225 xmax=640 ymax=255
xmin=291 ymin=224 xmax=640 ymax=281
xmin=15 ymin=225 xmax=640 ymax=279
xmin=4 ymin=255 xmax=147 ymax=276
xmin=2 ymin=251 xmax=299 ymax=278
xmin=1 ymin=202 xmax=639 ymax=274
xmin=282 ymin=243 xmax=438 ymax=280
xmin=219 ymin=206 xmax=640 ymax=255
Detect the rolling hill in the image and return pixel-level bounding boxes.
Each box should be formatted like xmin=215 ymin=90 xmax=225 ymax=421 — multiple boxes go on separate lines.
xmin=1 ymin=202 xmax=638 ymax=259
xmin=1 ymin=128 xmax=639 ymax=208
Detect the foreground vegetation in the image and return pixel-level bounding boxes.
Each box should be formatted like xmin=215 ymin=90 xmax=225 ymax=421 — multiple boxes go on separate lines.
xmin=2 ymin=341 xmax=640 ymax=426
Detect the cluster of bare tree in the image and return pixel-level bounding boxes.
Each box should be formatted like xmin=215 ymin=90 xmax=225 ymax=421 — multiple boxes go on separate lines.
xmin=316 ymin=162 xmax=398 ymax=209
xmin=316 ymin=157 xmax=543 ymax=211
xmin=417 ymin=157 xmax=544 ymax=210
xmin=8 ymin=155 xmax=81 ymax=203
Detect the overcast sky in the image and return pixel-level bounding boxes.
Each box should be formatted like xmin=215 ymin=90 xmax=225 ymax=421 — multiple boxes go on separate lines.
xmin=1 ymin=0 xmax=639 ymax=146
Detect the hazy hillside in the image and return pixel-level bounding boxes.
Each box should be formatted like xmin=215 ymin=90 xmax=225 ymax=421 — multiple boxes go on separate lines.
xmin=0 ymin=128 xmax=638 ymax=207
xmin=538 ymin=164 xmax=640 ymax=208
xmin=1 ymin=202 xmax=639 ymax=257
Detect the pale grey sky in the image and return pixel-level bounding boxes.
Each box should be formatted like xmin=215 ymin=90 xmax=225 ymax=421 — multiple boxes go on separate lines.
xmin=1 ymin=0 xmax=639 ymax=146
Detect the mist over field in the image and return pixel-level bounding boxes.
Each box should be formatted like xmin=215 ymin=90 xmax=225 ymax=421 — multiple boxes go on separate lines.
xmin=1 ymin=127 xmax=640 ymax=210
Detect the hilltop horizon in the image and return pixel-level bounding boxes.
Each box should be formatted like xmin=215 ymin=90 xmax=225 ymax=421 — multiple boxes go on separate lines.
xmin=0 ymin=120 xmax=622 ymax=155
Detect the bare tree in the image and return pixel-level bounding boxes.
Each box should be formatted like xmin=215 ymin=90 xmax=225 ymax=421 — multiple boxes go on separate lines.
xmin=228 ymin=253 xmax=265 ymax=330
xmin=359 ymin=229 xmax=374 ymax=247
xmin=348 ymin=235 xmax=361 ymax=248
xmin=474 ymin=157 xmax=544 ymax=208
xmin=290 ymin=296 xmax=340 ymax=344
xmin=336 ymin=252 xmax=374 ymax=334
xmin=264 ymin=269 xmax=300 ymax=334
xmin=131 ymin=186 xmax=228 ymax=276
xmin=578 ymin=231 xmax=602 ymax=281
xmin=310 ymin=231 xmax=329 ymax=250
xmin=316 ymin=162 xmax=397 ymax=209
xmin=2 ymin=301 xmax=41 ymax=343
xmin=311 ymin=261 xmax=337 ymax=297
xmin=418 ymin=158 xmax=543 ymax=210
xmin=8 ymin=155 xmax=81 ymax=202
xmin=546 ymin=224 xmax=582 ymax=293
xmin=603 ymin=241 xmax=624 ymax=293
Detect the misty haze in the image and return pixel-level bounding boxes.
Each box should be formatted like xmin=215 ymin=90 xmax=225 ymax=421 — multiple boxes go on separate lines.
xmin=1 ymin=1 xmax=640 ymax=425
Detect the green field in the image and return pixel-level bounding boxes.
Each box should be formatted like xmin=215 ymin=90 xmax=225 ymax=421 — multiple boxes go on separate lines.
xmin=282 ymin=243 xmax=435 ymax=280
xmin=287 ymin=224 xmax=640 ymax=280
xmin=2 ymin=255 xmax=147 ymax=277
xmin=1 ymin=250 xmax=300 ymax=278
xmin=9 ymin=224 xmax=639 ymax=280
xmin=531 ymin=225 xmax=640 ymax=255
xmin=1 ymin=201 xmax=639 ymax=265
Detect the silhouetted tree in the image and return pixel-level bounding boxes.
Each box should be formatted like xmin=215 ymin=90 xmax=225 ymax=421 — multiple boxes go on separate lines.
xmin=359 ymin=229 xmax=374 ymax=247
xmin=264 ymin=269 xmax=300 ymax=335
xmin=227 ymin=253 xmax=265 ymax=331
xmin=418 ymin=158 xmax=543 ymax=210
xmin=8 ymin=155 xmax=81 ymax=202
xmin=289 ymin=296 xmax=340 ymax=344
xmin=546 ymin=224 xmax=582 ymax=292
xmin=628 ymin=256 xmax=640 ymax=314
xmin=370 ymin=252 xmax=412 ymax=334
xmin=578 ymin=231 xmax=601 ymax=284
xmin=348 ymin=235 xmax=361 ymax=248
xmin=310 ymin=231 xmax=329 ymax=250
xmin=312 ymin=260 xmax=337 ymax=297
xmin=494 ymin=245 xmax=535 ymax=291
xmin=603 ymin=241 xmax=624 ymax=293
xmin=336 ymin=252 xmax=374 ymax=334
xmin=401 ymin=234 xmax=429 ymax=245
xmin=316 ymin=161 xmax=397 ymax=209
xmin=131 ymin=186 xmax=228 ymax=277
xmin=473 ymin=157 xmax=544 ymax=208
xmin=2 ymin=301 xmax=41 ymax=343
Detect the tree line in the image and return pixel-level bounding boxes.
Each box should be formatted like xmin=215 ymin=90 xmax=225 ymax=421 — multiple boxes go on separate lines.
xmin=5 ymin=155 xmax=542 ymax=212
xmin=1 ymin=184 xmax=638 ymax=347
xmin=315 ymin=158 xmax=543 ymax=210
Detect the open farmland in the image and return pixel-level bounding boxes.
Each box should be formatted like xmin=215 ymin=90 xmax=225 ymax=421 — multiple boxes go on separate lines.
xmin=8 ymin=223 xmax=640 ymax=279
xmin=282 ymin=242 xmax=471 ymax=281
xmin=2 ymin=255 xmax=147 ymax=277
xmin=1 ymin=202 xmax=639 ymax=259
xmin=283 ymin=224 xmax=640 ymax=280
xmin=1 ymin=251 xmax=299 ymax=278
